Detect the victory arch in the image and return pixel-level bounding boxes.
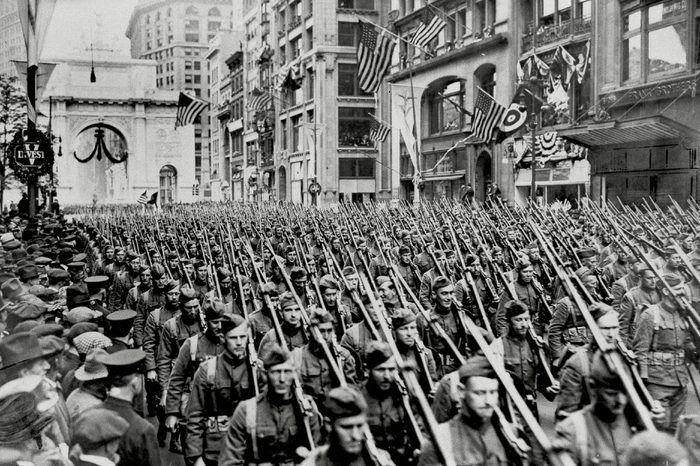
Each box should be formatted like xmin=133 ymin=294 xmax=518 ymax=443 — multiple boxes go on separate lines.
xmin=42 ymin=57 xmax=196 ymax=205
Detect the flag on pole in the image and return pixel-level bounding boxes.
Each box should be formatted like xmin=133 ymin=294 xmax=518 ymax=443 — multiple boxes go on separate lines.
xmin=357 ymin=20 xmax=396 ymax=94
xmin=575 ymin=41 xmax=590 ymax=84
xmin=391 ymin=83 xmax=419 ymax=171
xmin=175 ymin=92 xmax=208 ymax=128
xmin=470 ymin=88 xmax=506 ymax=143
xmin=247 ymin=88 xmax=272 ymax=112
xmin=409 ymin=9 xmax=446 ymax=50
xmin=147 ymin=192 xmax=158 ymax=205
xmin=369 ymin=118 xmax=390 ymax=144
xmin=137 ymin=191 xmax=148 ymax=205
xmin=553 ymin=45 xmax=577 ymax=87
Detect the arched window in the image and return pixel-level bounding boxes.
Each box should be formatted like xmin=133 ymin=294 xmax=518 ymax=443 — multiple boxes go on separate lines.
xmin=208 ymin=7 xmax=221 ymax=16
xmin=424 ymin=79 xmax=466 ymax=135
xmin=160 ymin=165 xmax=177 ymax=204
xmin=474 ymin=63 xmax=497 ymax=97
xmin=155 ymin=11 xmax=160 ymax=21
xmin=186 ymin=6 xmax=198 ymax=15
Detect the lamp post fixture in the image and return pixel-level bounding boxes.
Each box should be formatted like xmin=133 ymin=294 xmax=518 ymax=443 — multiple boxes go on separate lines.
xmin=521 ymin=77 xmax=553 ymax=207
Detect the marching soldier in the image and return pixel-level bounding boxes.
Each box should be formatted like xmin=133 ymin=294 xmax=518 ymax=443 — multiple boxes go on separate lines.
xmin=619 ymin=265 xmax=660 ymax=346
xmin=108 ymin=251 xmax=141 ymax=312
xmin=249 ymin=282 xmax=277 ymax=349
xmin=496 ymin=256 xmax=547 ymax=337
xmin=218 ymin=344 xmax=322 ymax=466
xmin=610 ymin=260 xmax=643 ymax=312
xmin=317 ymin=275 xmax=352 ymax=337
xmin=418 ymin=250 xmax=446 ymax=311
xmin=341 ymin=297 xmax=384 ymax=380
xmin=258 ymin=291 xmax=308 ymax=357
xmin=392 ymin=308 xmax=437 ymax=394
xmin=395 ymin=245 xmax=421 ymax=296
xmin=133 ymin=263 xmax=169 ymax=348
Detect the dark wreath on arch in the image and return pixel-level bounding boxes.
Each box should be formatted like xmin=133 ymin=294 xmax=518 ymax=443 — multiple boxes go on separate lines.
xmin=73 ymin=124 xmax=128 ymax=164
xmin=7 ymin=127 xmax=55 ymax=183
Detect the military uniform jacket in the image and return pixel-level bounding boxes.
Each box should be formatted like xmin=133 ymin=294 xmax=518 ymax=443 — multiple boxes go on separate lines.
xmin=360 ymin=383 xmax=411 ymax=465
xmin=300 ymin=445 xmax=394 ymax=466
xmin=395 ymin=261 xmax=420 ymax=295
xmin=156 ymin=316 xmax=203 ymax=389
xmin=610 ymin=274 xmax=638 ymax=313
xmin=556 ymin=346 xmax=594 ymax=419
xmin=96 ymin=396 xmax=162 ymax=466
xmin=632 ymin=302 xmax=695 ymax=387
xmin=218 ymin=391 xmax=322 ymax=466
xmin=418 ymin=303 xmax=465 ymax=376
xmin=133 ymin=287 xmax=166 ymax=347
xmin=496 ymin=280 xmax=540 ymax=337
xmin=340 ymin=291 xmax=363 ymax=324
xmin=549 ymin=297 xmax=592 ymax=358
xmin=185 ymin=352 xmax=258 ymax=463
xmin=341 ymin=322 xmax=379 ymax=380
xmin=108 ymin=271 xmax=138 ymax=311
xmin=554 ymin=406 xmax=633 ymax=466
xmin=248 ymin=309 xmax=273 ymax=350
xmin=418 ymin=268 xmax=441 ymax=311
xmin=258 ymin=325 xmax=307 ymax=361
xmin=491 ymin=335 xmax=538 ymax=395
xmin=142 ymin=306 xmax=180 ymax=374
xmin=292 ymin=343 xmax=356 ymax=405
xmin=619 ymin=286 xmax=660 ymax=345
xmin=418 ymin=415 xmax=510 ymax=466
xmin=165 ymin=331 xmax=223 ymax=415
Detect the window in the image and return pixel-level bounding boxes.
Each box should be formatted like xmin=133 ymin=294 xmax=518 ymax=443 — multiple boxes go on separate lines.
xmin=186 ymin=19 xmax=199 ymax=30
xmin=209 ymin=7 xmax=221 ymax=16
xmin=185 ymin=74 xmax=193 ymax=84
xmin=622 ymin=0 xmax=687 ymax=83
xmin=338 ymin=22 xmax=358 ymax=46
xmin=194 ymin=75 xmax=201 ymax=84
xmin=338 ymin=107 xmax=373 ymax=147
xmin=186 ymin=6 xmax=199 ymax=15
xmin=338 ymin=0 xmax=374 ymax=9
xmin=339 ymin=158 xmax=375 ymax=178
xmin=194 ymin=61 xmax=201 ymax=70
xmin=208 ymin=21 xmax=221 ymax=31
xmin=338 ymin=63 xmax=370 ymax=96
xmin=159 ymin=165 xmax=177 ymax=204
xmin=186 ymin=33 xmax=199 ymax=42
xmin=540 ymin=0 xmax=572 ymax=27
xmin=426 ymin=80 xmax=466 ymax=135
xmin=185 ymin=60 xmax=193 ymax=70
xmin=281 ymin=119 xmax=288 ymax=149
xmin=292 ymin=115 xmax=302 ymax=152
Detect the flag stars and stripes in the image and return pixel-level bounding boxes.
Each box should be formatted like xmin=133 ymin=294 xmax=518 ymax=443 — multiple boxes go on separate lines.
xmin=470 ymin=88 xmax=506 ymax=143
xmin=409 ymin=9 xmax=446 ymax=50
xmin=175 ymin=92 xmax=208 ymax=128
xmin=357 ymin=21 xmax=396 ymax=94
xmin=369 ymin=119 xmax=390 ymax=144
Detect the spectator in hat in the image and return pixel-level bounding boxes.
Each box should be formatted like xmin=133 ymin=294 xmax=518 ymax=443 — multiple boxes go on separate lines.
xmin=301 ymin=386 xmax=393 ymax=466
xmin=18 ymin=265 xmax=41 ymax=287
xmin=93 ymin=349 xmax=161 ymax=466
xmin=0 ymin=332 xmax=50 ymax=385
xmin=65 ymin=349 xmax=109 ymax=421
xmin=104 ymin=310 xmax=137 ymax=354
xmin=47 ymin=268 xmax=71 ymax=297
xmin=71 ymin=408 xmax=129 ymax=466
xmin=62 ymin=332 xmax=113 ymax=398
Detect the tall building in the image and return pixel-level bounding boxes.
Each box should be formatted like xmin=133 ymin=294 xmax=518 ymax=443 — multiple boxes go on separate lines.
xmin=125 ymin=0 xmax=234 ymax=194
xmin=0 ymin=0 xmax=24 ymax=77
xmin=268 ymin=0 xmax=394 ymax=205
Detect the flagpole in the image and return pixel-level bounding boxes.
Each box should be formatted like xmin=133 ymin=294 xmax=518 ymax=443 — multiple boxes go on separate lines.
xmin=353 ymin=15 xmax=434 ymax=57
xmin=530 ymin=4 xmax=539 ymax=207
xmin=409 ymin=58 xmax=421 ymax=207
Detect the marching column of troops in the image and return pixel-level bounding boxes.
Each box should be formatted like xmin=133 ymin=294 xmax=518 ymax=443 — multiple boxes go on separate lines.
xmin=0 ymin=198 xmax=699 ymax=465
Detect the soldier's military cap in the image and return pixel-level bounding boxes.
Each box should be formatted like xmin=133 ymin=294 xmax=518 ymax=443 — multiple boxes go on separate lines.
xmin=458 ymin=355 xmax=496 ymax=382
xmin=84 ymin=276 xmax=109 ymax=292
xmin=163 ymin=280 xmax=179 ymax=293
xmin=285 ymin=245 xmax=295 ymax=254
xmin=279 ymin=292 xmax=298 ymax=310
xmin=515 ymin=256 xmax=532 ymax=271
xmin=577 ymin=247 xmax=598 ymax=259
xmin=318 ymin=275 xmax=339 ymax=291
xmin=589 ymin=302 xmax=614 ymax=322
xmin=64 ymin=306 xmax=101 ymax=325
xmin=261 ymin=344 xmax=291 ymax=369
xmin=342 ymin=266 xmax=357 ymax=277
xmin=106 ymin=309 xmax=137 ymax=325
xmin=290 ymin=267 xmax=306 ymax=280
xmin=431 ymin=275 xmax=452 ymax=292
xmin=125 ymin=251 xmax=139 ymax=261
xmin=74 ymin=408 xmax=129 ymax=450
xmin=505 ymin=300 xmax=529 ymax=319
xmin=445 ymin=250 xmax=456 ymax=257
xmin=100 ymin=349 xmax=146 ymax=376
xmin=376 ymin=276 xmax=392 ymax=288
xmin=433 ymin=249 xmax=445 ymax=259
xmin=590 ymin=350 xmax=626 ymax=390
xmin=47 ymin=268 xmax=70 ymax=281
xmin=259 ymin=282 xmax=279 ymax=298
xmin=220 ymin=314 xmax=246 ymax=334
xmin=203 ymin=299 xmax=226 ymax=321
xmin=211 ymin=245 xmax=223 ymax=256
xmin=391 ymin=308 xmax=416 ymax=329
xmin=663 ymin=246 xmax=676 ymax=257
xmin=398 ymin=245 xmax=411 ymax=255
xmin=575 ymin=266 xmax=594 ymax=281
xmin=325 ymin=386 xmax=367 ymax=421
xmin=492 ymin=246 xmax=503 ymax=253
xmin=309 ymin=307 xmax=333 ymax=325
xmin=366 ymin=341 xmax=393 ymax=369
xmin=193 ymin=259 xmax=206 ymax=270
xmin=179 ymin=287 xmax=198 ymax=305
xmin=66 ymin=261 xmax=86 ymax=270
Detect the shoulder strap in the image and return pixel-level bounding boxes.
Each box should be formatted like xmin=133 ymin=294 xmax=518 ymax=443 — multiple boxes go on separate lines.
xmin=572 ymin=411 xmax=588 ymax=463
xmin=291 ymin=347 xmax=303 ymax=371
xmin=205 ymin=357 xmax=216 ymax=386
xmin=244 ymin=398 xmax=258 ymax=459
xmin=190 ymin=334 xmax=199 ymax=362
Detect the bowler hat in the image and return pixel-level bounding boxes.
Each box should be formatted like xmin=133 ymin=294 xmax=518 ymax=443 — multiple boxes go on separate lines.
xmin=0 ymin=332 xmax=44 ymax=369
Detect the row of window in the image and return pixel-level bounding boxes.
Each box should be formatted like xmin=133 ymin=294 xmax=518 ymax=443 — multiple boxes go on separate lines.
xmin=144 ymin=6 xmax=221 ymax=25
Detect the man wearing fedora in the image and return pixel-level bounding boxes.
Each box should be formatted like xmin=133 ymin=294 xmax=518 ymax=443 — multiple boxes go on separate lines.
xmin=66 ymin=348 xmax=109 ymax=422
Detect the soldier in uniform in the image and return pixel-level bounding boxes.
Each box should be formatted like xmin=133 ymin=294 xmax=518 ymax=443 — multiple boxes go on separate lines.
xmin=418 ymin=250 xmax=446 ymax=311
xmin=165 ymin=252 xmax=182 ymax=282
xmin=218 ymin=344 xmax=322 ymax=466
xmin=108 ymin=251 xmax=140 ymax=312
xmin=293 ymin=308 xmax=356 ymax=412
xmin=395 ymin=245 xmax=420 ymax=297
xmin=495 ymin=257 xmax=543 ymax=337
xmin=96 ymin=349 xmax=161 ymax=466
xmin=418 ymin=355 xmax=526 ymax=466
xmin=610 ymin=260 xmax=642 ymax=313
xmin=125 ymin=266 xmax=152 ymax=318
xmin=360 ymin=342 xmax=416 ymax=465
xmin=105 ymin=310 xmax=137 ymax=354
xmin=553 ymin=350 xmax=634 ymax=465
xmin=339 ymin=267 xmax=362 ymax=323
xmin=301 ymin=386 xmax=394 ymax=466
xmin=619 ymin=265 xmax=659 ymax=346
xmin=632 ymin=273 xmax=696 ymax=433
xmin=191 ymin=260 xmax=212 ymax=299
xmin=185 ymin=314 xmax=258 ymax=466
xmin=317 ymin=275 xmax=352 ymax=338
xmin=392 ymin=308 xmax=436 ymax=394
xmin=133 ymin=263 xmax=168 ymax=348
xmin=249 ymin=282 xmax=277 ymax=349
xmin=341 ymin=297 xmax=384 ymax=381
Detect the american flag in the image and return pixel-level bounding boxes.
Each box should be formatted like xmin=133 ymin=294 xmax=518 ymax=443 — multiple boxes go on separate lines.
xmin=409 ymin=9 xmax=446 ymax=50
xmin=175 ymin=92 xmax=208 ymax=128
xmin=470 ymin=88 xmax=506 ymax=143
xmin=369 ymin=118 xmax=390 ymax=144
xmin=248 ymin=88 xmax=272 ymax=112
xmin=137 ymin=191 xmax=148 ymax=205
xmin=357 ymin=21 xmax=396 ymax=94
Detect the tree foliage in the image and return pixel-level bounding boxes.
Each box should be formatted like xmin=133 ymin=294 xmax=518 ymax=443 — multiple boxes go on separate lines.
xmin=0 ymin=73 xmax=29 ymax=189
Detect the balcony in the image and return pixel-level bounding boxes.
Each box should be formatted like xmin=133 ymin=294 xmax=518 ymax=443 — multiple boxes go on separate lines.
xmin=289 ymin=16 xmax=302 ymax=30
xmin=522 ymin=16 xmax=591 ymax=51
xmin=278 ymin=28 xmax=286 ymax=38
xmin=260 ymin=150 xmax=274 ymax=168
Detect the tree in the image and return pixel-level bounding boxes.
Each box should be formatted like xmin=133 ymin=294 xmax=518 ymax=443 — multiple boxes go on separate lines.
xmin=0 ymin=74 xmax=28 ymax=209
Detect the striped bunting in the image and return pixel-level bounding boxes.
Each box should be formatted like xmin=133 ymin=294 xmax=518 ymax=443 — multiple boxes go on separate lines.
xmin=470 ymin=88 xmax=506 ymax=143
xmin=175 ymin=92 xmax=208 ymax=128
xmin=409 ymin=9 xmax=446 ymax=50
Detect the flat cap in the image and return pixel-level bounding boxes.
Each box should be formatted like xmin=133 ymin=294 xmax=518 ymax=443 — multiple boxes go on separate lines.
xmin=577 ymin=247 xmax=598 ymax=259
xmin=458 ymin=355 xmax=496 ymax=382
xmin=30 ymin=323 xmax=64 ymax=338
xmin=64 ymin=322 xmax=99 ymax=343
xmin=64 ymin=306 xmax=101 ymax=325
xmin=261 ymin=344 xmax=291 ymax=369
xmin=431 ymin=275 xmax=452 ymax=292
xmin=504 ymin=300 xmax=529 ymax=320
xmin=73 ymin=408 xmax=130 ymax=450
xmin=39 ymin=335 xmax=64 ymax=358
xmin=279 ymin=291 xmax=298 ymax=310
xmin=101 ymin=349 xmax=146 ymax=376
xmin=325 ymin=386 xmax=367 ymax=421
xmin=73 ymin=331 xmax=112 ymax=355
xmin=47 ymin=268 xmax=70 ymax=281
xmin=391 ymin=308 xmax=416 ymax=329
xmin=365 ymin=341 xmax=393 ymax=369
xmin=220 ymin=314 xmax=247 ymax=335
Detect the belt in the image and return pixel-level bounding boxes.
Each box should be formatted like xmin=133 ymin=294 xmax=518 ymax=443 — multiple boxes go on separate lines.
xmin=649 ymin=350 xmax=686 ymax=366
xmin=563 ymin=326 xmax=591 ymax=343
xmin=206 ymin=415 xmax=230 ymax=433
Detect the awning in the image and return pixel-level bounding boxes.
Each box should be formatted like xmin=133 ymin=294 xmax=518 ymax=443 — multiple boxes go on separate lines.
xmin=423 ymin=173 xmax=465 ymax=182
xmin=557 ymin=115 xmax=700 ymax=148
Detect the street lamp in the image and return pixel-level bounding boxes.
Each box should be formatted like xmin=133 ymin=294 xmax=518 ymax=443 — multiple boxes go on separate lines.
xmin=520 ymin=78 xmax=553 ymax=206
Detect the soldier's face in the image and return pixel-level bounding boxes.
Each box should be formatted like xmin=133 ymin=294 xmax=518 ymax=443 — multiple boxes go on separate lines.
xmin=346 ymin=274 xmax=358 ymax=290
xmin=400 ymin=253 xmax=411 ymax=263
xmin=395 ymin=321 xmax=417 ymax=347
xmin=597 ymin=313 xmax=620 ymax=344
xmin=333 ymin=414 xmax=366 ymax=456
xmin=129 ymin=258 xmax=141 ymax=271
xmin=378 ymin=283 xmax=396 ymax=302
xmin=196 ymin=266 xmax=208 ymax=281
xmin=165 ymin=289 xmax=180 ymax=306
xmin=582 ymin=275 xmax=598 ymax=293
xmin=184 ymin=263 xmax=195 ymax=276
xmin=434 ymin=285 xmax=454 ymax=308
xmin=370 ymin=358 xmax=397 ymax=392
xmin=105 ymin=249 xmax=114 ymax=259
xmin=182 ymin=300 xmax=200 ymax=320
xmin=509 ymin=313 xmax=530 ymax=337
xmin=322 ymin=288 xmax=338 ymax=306
xmin=316 ymin=322 xmax=335 ymax=344
xmin=694 ymin=238 xmax=700 ymax=252
xmin=282 ymin=305 xmax=301 ymax=327
xmin=286 ymin=251 xmax=297 ymax=264
xmin=460 ymin=376 xmax=499 ymax=421
xmin=593 ymin=386 xmax=627 ymax=417
xmin=267 ymin=361 xmax=295 ymax=395
xmin=446 ymin=255 xmax=457 ymax=268
xmin=223 ymin=324 xmax=247 ymax=359
xmin=581 ymin=256 xmax=597 ymax=268
xmin=667 ymin=253 xmax=682 ymax=269
xmin=640 ymin=270 xmax=657 ymax=290
xmin=518 ymin=267 xmax=534 ymax=283
xmin=169 ymin=258 xmax=179 ymax=270
xmin=115 ymin=251 xmax=125 ymax=262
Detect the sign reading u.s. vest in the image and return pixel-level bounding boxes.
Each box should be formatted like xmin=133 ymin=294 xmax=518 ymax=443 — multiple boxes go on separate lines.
xmin=8 ymin=128 xmax=54 ymax=182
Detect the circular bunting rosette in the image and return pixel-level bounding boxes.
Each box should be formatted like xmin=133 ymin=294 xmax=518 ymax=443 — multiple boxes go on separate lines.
xmin=500 ymin=103 xmax=528 ymax=134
